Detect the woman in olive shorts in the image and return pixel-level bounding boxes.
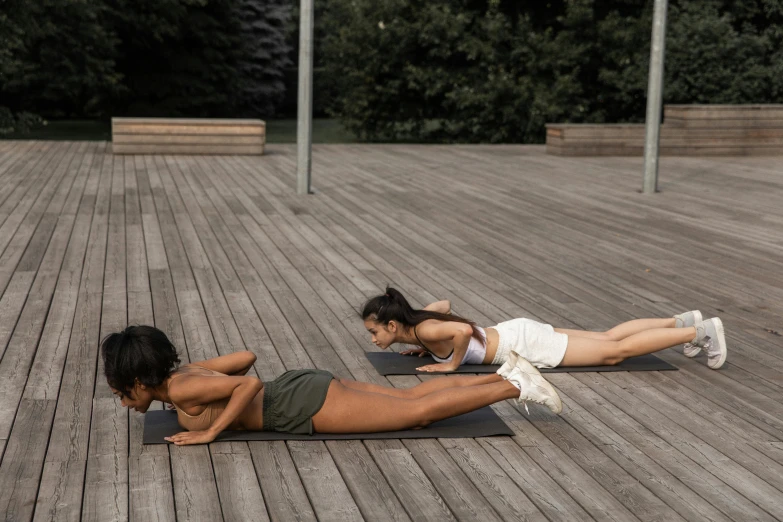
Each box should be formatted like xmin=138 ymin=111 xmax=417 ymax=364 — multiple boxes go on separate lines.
xmin=102 ymin=325 xmax=561 ymax=446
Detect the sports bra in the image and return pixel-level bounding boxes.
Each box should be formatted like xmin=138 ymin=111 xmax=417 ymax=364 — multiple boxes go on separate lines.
xmin=413 ymin=325 xmax=487 ymax=364
xmin=169 ymin=366 xmax=242 ymax=432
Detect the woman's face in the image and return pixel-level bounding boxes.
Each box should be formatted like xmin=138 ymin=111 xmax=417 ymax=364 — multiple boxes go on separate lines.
xmin=364 ymin=319 xmax=397 ymax=349
xmin=110 ymin=381 xmax=155 ymax=413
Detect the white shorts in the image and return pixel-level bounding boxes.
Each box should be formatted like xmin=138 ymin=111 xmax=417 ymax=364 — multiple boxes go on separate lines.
xmin=490 ymin=318 xmax=568 ymax=368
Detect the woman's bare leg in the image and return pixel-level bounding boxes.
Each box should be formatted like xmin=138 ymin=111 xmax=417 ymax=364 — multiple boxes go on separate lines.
xmin=311 ymin=378 xmax=518 ymax=433
xmin=338 ymin=374 xmax=502 ymax=399
xmin=559 ymin=326 xmax=695 ymax=366
xmin=555 ymin=318 xmax=677 ymax=341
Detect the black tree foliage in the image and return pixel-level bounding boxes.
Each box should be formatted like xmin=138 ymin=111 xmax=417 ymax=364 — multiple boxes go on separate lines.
xmin=1 ymin=0 xmax=781 ymax=141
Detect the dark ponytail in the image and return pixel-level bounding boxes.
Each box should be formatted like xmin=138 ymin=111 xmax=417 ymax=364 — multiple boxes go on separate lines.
xmin=361 ymin=287 xmax=484 ymax=342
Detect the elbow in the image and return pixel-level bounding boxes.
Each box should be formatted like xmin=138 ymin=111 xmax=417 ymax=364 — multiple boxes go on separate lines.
xmin=245 ymin=376 xmax=264 ymax=393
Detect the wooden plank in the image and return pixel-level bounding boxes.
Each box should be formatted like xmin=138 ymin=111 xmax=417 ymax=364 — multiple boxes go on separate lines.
xmin=548 ymin=143 xmax=783 ymax=157
xmin=165 ymin=158 xmax=307 ymax=374
xmin=83 ymin=151 xmax=130 ymax=522
xmin=325 ymin=441 xmax=412 ymax=522
xmin=128 ymin=456 xmax=177 ymax=522
xmin=169 ymin=449 xmax=223 ymax=521
xmin=664 ymin=118 xmax=783 ymax=129
xmin=142 ymin=154 xmax=224 ymax=521
xmin=0 ymin=141 xmax=45 ymax=220
xmin=192 ymin=158 xmax=363 ymax=379
xmin=155 ymin=156 xmax=246 ymax=357
xmin=603 ymin=371 xmax=783 ymax=488
xmin=477 ymin=437 xmax=595 ymax=521
xmin=0 ymin=140 xmax=34 ymax=181
xmin=402 ymin=439 xmax=515 ymax=521
xmin=664 ymin=104 xmax=783 ymax=120
xmin=125 ymin=154 xmax=176 ymax=521
xmin=0 ymin=142 xmax=64 ymax=292
xmin=551 ymin=377 xmax=751 ymax=522
xmin=249 ymin=441 xmax=317 ymax=522
xmin=365 ymin=439 xmax=457 ymax=521
xmin=81 ymin=399 xmax=129 ymax=520
xmin=113 ymin=116 xmax=265 ymax=126
xmin=113 ymin=144 xmax=264 ymax=155
xmin=0 ymin=142 xmax=83 ymax=449
xmin=0 ymin=399 xmax=57 ymax=521
xmin=493 ymin=403 xmax=639 ymax=522
xmin=574 ymin=372 xmax=783 ymax=519
xmin=4 ymin=145 xmax=94 ymax=519
xmin=287 ymin=441 xmax=364 ymax=522
xmin=549 ymin=128 xmax=783 ymax=140
xmin=520 ymin=406 xmax=685 ymax=521
xmin=210 ymin=443 xmax=271 ymax=522
xmin=114 ymin=134 xmax=265 ymax=145
xmin=34 ymin=146 xmax=109 ymax=522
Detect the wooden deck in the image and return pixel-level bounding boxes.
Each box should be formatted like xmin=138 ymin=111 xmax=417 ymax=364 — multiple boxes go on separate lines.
xmin=0 ymin=140 xmax=782 ymax=521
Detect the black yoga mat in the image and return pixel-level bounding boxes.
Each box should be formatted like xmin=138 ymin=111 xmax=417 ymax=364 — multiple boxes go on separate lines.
xmin=366 ymin=351 xmax=677 ymax=376
xmin=143 ymin=406 xmax=513 ymax=443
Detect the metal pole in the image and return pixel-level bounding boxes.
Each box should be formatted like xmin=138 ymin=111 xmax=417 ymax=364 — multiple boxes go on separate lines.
xmin=296 ymin=0 xmax=314 ymax=194
xmin=642 ymin=0 xmax=668 ymax=193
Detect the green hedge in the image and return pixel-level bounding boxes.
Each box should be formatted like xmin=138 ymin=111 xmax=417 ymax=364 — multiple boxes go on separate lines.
xmin=2 ymin=0 xmax=781 ymax=141
xmin=319 ymin=0 xmax=783 ymax=142
xmin=0 ymin=0 xmax=291 ymax=122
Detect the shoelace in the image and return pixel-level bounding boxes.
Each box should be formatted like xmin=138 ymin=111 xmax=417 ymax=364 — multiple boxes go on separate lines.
xmin=519 ymin=384 xmax=551 ymax=415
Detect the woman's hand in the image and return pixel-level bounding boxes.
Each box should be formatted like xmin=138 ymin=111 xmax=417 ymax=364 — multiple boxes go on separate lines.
xmin=165 ymin=430 xmax=217 ymax=446
xmin=400 ymin=348 xmax=427 ymax=357
xmin=416 ymin=363 xmax=459 ymax=373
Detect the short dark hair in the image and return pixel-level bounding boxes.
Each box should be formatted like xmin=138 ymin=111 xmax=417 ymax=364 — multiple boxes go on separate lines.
xmin=101 ymin=325 xmax=181 ymax=396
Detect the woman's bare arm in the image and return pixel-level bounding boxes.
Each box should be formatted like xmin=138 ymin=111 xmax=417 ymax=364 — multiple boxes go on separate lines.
xmin=415 ymin=322 xmax=472 ymax=372
xmin=166 ymin=374 xmax=263 ymax=445
xmin=423 ymin=300 xmax=451 ymax=314
xmin=191 ymin=351 xmax=257 ymax=375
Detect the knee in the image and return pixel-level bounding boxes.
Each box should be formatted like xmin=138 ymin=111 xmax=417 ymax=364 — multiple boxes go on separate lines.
xmin=600 ymin=341 xmax=630 ymax=365
xmin=602 ymin=354 xmax=625 ymax=365
xmin=411 ymin=403 xmax=435 ymax=428
xmin=603 ymin=343 xmax=637 ymax=365
xmin=601 ymin=330 xmax=621 ymax=341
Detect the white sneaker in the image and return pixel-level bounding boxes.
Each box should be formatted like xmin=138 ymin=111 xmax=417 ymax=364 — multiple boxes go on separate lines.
xmin=495 ymin=350 xmax=518 ymax=379
xmin=505 ymin=355 xmax=562 ymax=414
xmin=674 ymin=310 xmax=703 ymax=357
xmin=692 ymin=318 xmax=727 ymax=369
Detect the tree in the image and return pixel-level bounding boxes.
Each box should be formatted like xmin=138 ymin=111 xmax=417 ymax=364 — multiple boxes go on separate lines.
xmin=234 ymin=0 xmax=292 ymax=117
xmin=0 ymin=0 xmax=122 ymax=118
xmin=106 ymin=0 xmax=244 ymax=117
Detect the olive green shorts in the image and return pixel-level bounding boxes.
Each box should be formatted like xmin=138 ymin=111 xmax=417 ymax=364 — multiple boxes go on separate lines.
xmin=262 ymin=369 xmax=334 ymax=435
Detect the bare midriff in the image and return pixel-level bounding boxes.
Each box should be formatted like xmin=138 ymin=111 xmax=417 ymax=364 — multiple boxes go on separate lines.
xmin=482 ymin=327 xmax=500 ymax=363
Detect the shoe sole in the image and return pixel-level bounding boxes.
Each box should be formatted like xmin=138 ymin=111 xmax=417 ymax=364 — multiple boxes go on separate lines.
xmin=515 ymin=358 xmax=563 ymax=414
xmin=682 ymin=310 xmax=703 ymax=357
xmin=708 ymin=318 xmax=727 ymax=369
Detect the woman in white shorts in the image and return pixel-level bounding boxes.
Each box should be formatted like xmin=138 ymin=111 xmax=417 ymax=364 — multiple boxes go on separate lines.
xmin=362 ymin=287 xmax=727 ymax=372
